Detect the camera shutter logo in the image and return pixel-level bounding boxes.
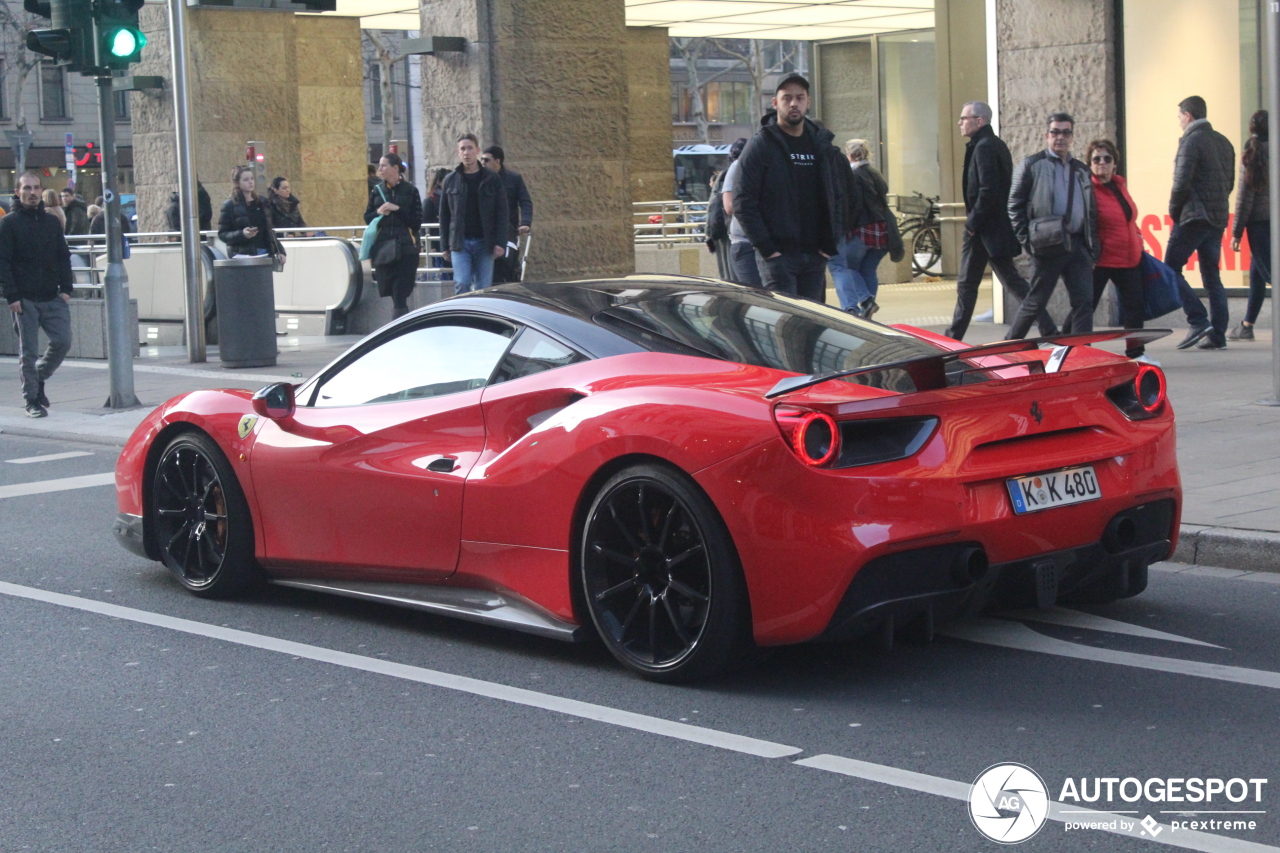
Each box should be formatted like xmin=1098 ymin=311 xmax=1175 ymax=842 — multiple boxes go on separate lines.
xmin=969 ymin=763 xmax=1050 ymax=844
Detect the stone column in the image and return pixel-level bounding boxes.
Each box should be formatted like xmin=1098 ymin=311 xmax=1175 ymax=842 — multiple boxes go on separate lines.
xmin=995 ymin=0 xmax=1118 ymax=161
xmin=936 ymin=0 xmax=990 ymax=275
xmin=295 ymin=16 xmax=368 ymax=228
xmin=131 ymin=7 xmax=364 ymax=234
xmin=625 ymin=26 xmax=673 ymax=204
xmin=420 ymin=0 xmax=635 ymax=279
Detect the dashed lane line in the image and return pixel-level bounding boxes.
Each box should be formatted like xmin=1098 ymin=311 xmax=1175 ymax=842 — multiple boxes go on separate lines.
xmin=0 ymin=472 xmax=116 ymax=499
xmin=2 ymin=580 xmax=1277 ymax=852
xmin=5 ymin=451 xmax=95 ymax=465
xmin=0 ymin=581 xmax=801 ymax=760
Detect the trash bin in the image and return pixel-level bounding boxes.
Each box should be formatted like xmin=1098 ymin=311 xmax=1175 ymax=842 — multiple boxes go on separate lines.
xmin=212 ymin=255 xmax=277 ymax=368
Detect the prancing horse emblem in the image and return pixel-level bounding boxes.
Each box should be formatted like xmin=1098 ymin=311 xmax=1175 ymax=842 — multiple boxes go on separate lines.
xmin=1030 ymin=401 xmax=1043 ymax=425
xmin=237 ymin=414 xmax=258 ymax=439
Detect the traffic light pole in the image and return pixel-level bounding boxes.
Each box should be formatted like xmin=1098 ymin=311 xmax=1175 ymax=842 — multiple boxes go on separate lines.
xmin=96 ymin=74 xmax=139 ymax=409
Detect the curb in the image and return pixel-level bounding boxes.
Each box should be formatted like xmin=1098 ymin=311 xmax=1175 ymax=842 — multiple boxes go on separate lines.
xmin=0 ymin=426 xmax=129 ymax=448
xmin=1171 ymin=524 xmax=1280 ymax=574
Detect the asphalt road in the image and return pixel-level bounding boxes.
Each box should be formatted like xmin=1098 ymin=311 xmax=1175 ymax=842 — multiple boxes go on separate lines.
xmin=2 ymin=431 xmax=1278 ymax=853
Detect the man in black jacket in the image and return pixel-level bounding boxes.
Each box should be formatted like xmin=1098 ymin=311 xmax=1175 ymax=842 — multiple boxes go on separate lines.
xmin=1006 ymin=112 xmax=1099 ymax=339
xmin=60 ymin=188 xmax=90 ymax=236
xmin=439 ymin=134 xmax=508 ymax=294
xmin=1166 ymin=96 xmax=1236 ymax=350
xmin=733 ymin=75 xmax=847 ymax=302
xmin=946 ymin=101 xmax=1057 ymax=341
xmin=481 ymin=145 xmax=533 ymax=283
xmin=0 ymin=172 xmax=74 ymax=418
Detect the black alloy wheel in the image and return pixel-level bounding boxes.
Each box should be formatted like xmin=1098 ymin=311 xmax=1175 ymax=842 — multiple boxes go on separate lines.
xmin=581 ymin=464 xmax=750 ymax=682
xmin=150 ymin=432 xmax=258 ymax=598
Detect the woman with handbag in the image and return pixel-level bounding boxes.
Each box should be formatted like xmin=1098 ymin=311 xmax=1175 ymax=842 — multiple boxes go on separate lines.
xmin=218 ymin=165 xmax=285 ymax=267
xmin=1228 ymin=110 xmax=1270 ymax=342
xmin=1086 ymin=139 xmax=1148 ymax=361
xmin=363 ymin=153 xmax=423 ymax=319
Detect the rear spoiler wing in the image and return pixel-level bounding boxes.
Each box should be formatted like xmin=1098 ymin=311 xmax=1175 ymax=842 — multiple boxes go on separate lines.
xmin=764 ymin=329 xmax=1171 ymax=400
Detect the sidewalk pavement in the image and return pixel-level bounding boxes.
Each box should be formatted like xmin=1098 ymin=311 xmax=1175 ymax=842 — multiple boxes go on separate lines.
xmin=2 ymin=285 xmax=1277 ymax=574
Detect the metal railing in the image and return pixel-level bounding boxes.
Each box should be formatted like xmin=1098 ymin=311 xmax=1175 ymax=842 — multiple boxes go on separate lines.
xmin=66 ymin=225 xmax=463 ymax=289
xmin=634 ymin=200 xmax=709 ymax=244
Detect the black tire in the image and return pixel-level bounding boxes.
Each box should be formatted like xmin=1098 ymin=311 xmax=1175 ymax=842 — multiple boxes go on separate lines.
xmin=912 ymin=226 xmax=941 ymax=276
xmin=149 ymin=431 xmax=259 ymax=598
xmin=580 ymin=464 xmax=751 ymax=683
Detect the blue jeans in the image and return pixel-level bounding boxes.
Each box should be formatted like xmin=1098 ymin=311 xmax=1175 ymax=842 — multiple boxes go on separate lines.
xmin=1165 ymin=222 xmax=1228 ymax=344
xmin=452 ymin=238 xmax=495 ymax=294
xmin=1245 ymin=221 xmax=1271 ymax=324
xmin=828 ymin=235 xmax=887 ymax=310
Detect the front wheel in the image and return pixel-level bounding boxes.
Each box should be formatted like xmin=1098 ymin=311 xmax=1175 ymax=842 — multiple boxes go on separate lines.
xmin=580 ymin=464 xmax=751 ymax=683
xmin=149 ymin=431 xmax=259 ymax=598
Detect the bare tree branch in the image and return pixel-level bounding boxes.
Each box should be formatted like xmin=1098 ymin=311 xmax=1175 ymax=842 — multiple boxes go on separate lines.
xmin=364 ymin=30 xmax=397 ymax=156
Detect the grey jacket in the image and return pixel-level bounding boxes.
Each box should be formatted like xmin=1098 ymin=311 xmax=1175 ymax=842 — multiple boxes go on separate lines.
xmin=1232 ymin=142 xmax=1269 ymax=240
xmin=1170 ymin=119 xmax=1235 ymax=229
xmin=1008 ymin=149 xmax=1098 ymax=260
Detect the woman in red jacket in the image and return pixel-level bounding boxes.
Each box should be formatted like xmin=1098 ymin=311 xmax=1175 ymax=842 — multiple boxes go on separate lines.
xmin=1087 ymin=139 xmax=1148 ymax=360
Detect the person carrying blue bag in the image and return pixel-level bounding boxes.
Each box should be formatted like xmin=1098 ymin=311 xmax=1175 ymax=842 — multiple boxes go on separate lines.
xmin=1085 ymin=139 xmax=1155 ymax=362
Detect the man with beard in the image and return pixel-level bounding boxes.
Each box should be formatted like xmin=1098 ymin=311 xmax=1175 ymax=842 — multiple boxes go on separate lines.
xmin=732 ymin=74 xmax=847 ymax=302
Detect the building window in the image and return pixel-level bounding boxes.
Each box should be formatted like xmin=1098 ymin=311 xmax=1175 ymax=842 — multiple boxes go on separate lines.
xmin=40 ymin=63 xmax=69 ymax=120
xmin=0 ymin=60 xmax=7 ymax=119
xmin=114 ymin=88 xmax=131 ymax=121
xmin=672 ymin=82 xmax=751 ymax=124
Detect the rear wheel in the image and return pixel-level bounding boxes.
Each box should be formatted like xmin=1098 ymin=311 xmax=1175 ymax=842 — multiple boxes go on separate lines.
xmin=580 ymin=464 xmax=750 ymax=683
xmin=149 ymin=432 xmax=259 ymax=598
xmin=912 ymin=225 xmax=941 ymax=276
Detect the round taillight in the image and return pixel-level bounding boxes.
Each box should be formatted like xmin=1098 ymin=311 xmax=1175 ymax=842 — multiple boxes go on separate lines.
xmin=795 ymin=412 xmax=839 ymax=466
xmin=1135 ymin=364 xmax=1165 ymax=413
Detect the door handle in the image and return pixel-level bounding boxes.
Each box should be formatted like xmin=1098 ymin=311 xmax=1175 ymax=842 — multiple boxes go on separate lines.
xmin=426 ymin=456 xmax=458 ymax=473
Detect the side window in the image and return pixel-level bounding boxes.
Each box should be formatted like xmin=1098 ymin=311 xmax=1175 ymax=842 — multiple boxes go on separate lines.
xmin=491 ymin=328 xmax=585 ymax=384
xmin=314 ymin=320 xmax=514 ymax=407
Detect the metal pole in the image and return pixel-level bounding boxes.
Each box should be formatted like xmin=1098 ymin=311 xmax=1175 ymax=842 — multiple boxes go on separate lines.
xmin=169 ymin=0 xmax=205 ymax=363
xmin=96 ymin=76 xmax=140 ymax=409
xmin=1266 ymin=0 xmax=1280 ymax=405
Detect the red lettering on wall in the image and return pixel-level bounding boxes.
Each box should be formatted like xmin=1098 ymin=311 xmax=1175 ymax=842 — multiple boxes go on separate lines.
xmin=1141 ymin=215 xmax=1164 ymax=260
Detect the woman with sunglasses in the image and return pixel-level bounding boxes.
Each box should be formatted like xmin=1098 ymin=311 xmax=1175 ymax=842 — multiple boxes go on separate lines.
xmin=1086 ymin=139 xmax=1148 ymax=361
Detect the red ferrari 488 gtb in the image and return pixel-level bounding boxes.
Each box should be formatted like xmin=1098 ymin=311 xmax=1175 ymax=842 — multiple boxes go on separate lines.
xmin=113 ymin=278 xmax=1180 ymax=681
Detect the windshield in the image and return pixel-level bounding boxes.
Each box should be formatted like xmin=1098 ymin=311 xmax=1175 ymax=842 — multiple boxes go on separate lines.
xmin=595 ymin=289 xmax=941 ymax=390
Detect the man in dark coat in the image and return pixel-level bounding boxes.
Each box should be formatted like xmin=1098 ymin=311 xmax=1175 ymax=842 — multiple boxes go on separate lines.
xmin=60 ymin=188 xmax=90 ymax=236
xmin=481 ymin=145 xmax=532 ymax=283
xmin=733 ymin=75 xmax=848 ymax=302
xmin=946 ymin=101 xmax=1058 ymax=341
xmin=165 ymin=181 xmax=213 ymax=234
xmin=1166 ymin=96 xmax=1237 ymax=350
xmin=439 ymin=134 xmax=508 ymax=294
xmin=0 ymin=172 xmax=73 ymax=418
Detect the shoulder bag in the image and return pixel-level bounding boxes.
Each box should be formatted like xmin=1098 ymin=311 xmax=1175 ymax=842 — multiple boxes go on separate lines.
xmin=1028 ymin=163 xmax=1075 ymax=259
xmin=1139 ymin=251 xmax=1183 ymax=320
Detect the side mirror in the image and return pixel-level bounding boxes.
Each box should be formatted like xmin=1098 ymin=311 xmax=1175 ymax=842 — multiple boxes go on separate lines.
xmin=252 ymin=382 xmax=296 ymax=420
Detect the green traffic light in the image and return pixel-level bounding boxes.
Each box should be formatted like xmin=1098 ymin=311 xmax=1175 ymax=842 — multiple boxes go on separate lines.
xmin=107 ymin=26 xmax=144 ymax=58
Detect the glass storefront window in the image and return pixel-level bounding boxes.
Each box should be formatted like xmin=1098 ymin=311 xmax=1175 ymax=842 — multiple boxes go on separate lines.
xmin=878 ymin=31 xmax=940 ymax=200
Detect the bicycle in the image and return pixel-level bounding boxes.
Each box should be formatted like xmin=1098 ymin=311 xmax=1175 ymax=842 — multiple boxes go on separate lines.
xmin=895 ymin=191 xmax=942 ymax=276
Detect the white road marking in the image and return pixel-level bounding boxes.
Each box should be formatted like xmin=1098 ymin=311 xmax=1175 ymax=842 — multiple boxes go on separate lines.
xmin=5 ymin=451 xmax=94 ymax=465
xmin=0 ymin=472 xmax=116 ymax=500
xmin=797 ymin=754 xmax=1280 ymax=853
xmin=942 ymin=619 xmax=1280 ymax=690
xmin=0 ymin=581 xmax=801 ymax=760
xmin=1005 ymin=607 xmax=1225 ymax=648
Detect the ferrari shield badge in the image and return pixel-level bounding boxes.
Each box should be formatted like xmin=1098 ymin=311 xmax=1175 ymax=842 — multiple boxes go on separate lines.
xmin=237 ymin=415 xmax=258 ymax=439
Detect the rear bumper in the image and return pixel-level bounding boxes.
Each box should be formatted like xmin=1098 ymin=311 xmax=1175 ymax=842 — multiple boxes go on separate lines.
xmin=818 ymin=499 xmax=1175 ymax=642
xmin=112 ymin=512 xmax=152 ymax=560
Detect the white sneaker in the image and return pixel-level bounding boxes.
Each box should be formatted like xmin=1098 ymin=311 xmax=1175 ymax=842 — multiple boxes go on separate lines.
xmin=1132 ymin=354 xmax=1161 ymax=367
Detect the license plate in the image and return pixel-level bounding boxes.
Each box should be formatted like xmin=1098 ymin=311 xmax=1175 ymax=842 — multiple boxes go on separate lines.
xmin=1007 ymin=465 xmax=1101 ymax=514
